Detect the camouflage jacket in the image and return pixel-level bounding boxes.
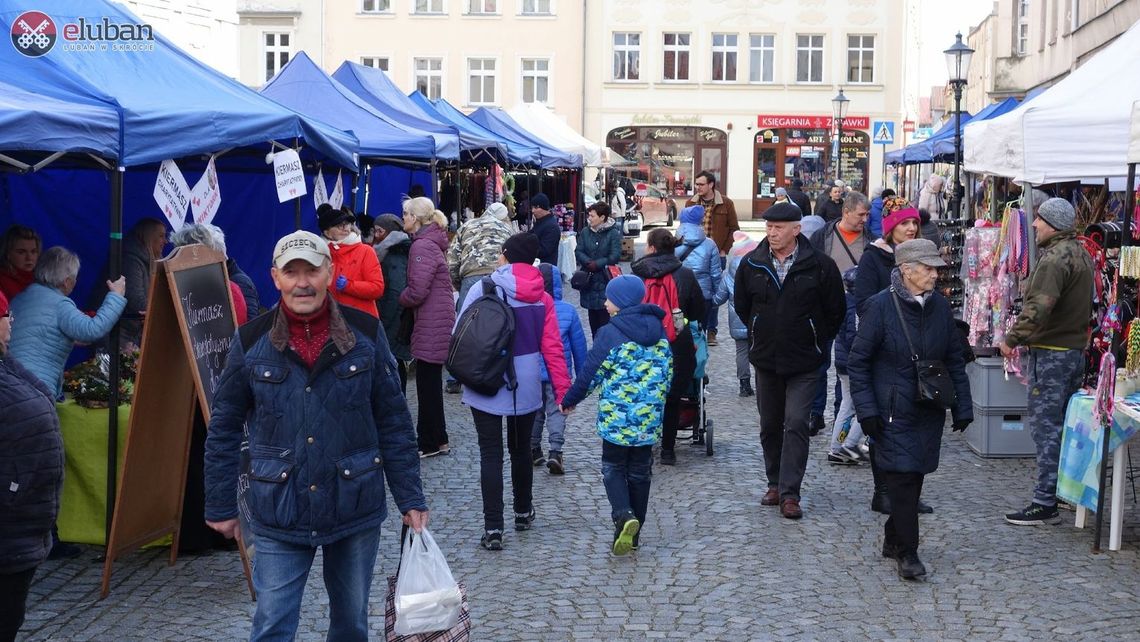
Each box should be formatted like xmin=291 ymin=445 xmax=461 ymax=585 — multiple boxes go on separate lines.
xmin=446 ymin=215 xmax=512 ymax=287
xmin=1005 ymin=230 xmax=1093 ymax=350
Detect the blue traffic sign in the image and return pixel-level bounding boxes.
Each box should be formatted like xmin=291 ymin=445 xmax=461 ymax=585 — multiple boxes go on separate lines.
xmin=872 ymin=120 xmax=895 ymax=144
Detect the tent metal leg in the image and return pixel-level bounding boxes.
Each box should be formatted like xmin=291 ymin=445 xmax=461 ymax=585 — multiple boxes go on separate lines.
xmin=106 ymin=167 xmax=125 ymax=544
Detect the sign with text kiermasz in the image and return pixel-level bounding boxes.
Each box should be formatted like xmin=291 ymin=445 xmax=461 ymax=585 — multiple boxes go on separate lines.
xmin=154 ymin=159 xmax=190 ymax=232
xmin=273 ymin=149 xmax=307 ymax=203
xmin=190 ymin=155 xmax=221 ymax=225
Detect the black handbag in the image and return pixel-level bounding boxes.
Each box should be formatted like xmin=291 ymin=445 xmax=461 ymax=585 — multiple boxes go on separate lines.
xmin=570 ymin=269 xmax=591 ymax=291
xmin=891 ymin=293 xmax=957 ymax=410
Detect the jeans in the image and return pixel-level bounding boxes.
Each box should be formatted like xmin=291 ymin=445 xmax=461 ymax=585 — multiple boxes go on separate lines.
xmin=734 ymin=339 xmax=751 ymax=381
xmin=829 ymin=374 xmax=863 ymax=452
xmin=249 ymin=527 xmax=381 ymax=642
xmin=882 ymin=471 xmax=925 ymax=555
xmin=0 ymin=567 xmax=36 ymax=642
xmin=1027 ymin=348 xmax=1085 ymax=507
xmin=601 ymin=440 xmax=653 ymax=524
xmin=414 ymin=360 xmax=448 ymax=453
xmin=472 ymin=408 xmax=537 ymax=531
xmin=587 ymin=308 xmax=611 ymax=338
xmin=531 ymin=382 xmax=566 ymax=453
xmin=756 ymin=368 xmax=820 ymax=500
xmin=456 ymin=274 xmax=485 ymax=312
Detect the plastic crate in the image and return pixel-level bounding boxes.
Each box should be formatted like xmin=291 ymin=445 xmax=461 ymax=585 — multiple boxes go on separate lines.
xmin=966 ymin=357 xmax=1028 ymax=410
xmin=965 ymin=405 xmax=1035 ymax=458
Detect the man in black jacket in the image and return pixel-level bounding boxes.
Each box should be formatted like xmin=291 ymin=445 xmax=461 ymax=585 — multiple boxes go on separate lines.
xmin=529 ymin=192 xmax=560 ymax=266
xmin=734 ymin=203 xmax=845 ymax=519
xmin=786 ymin=179 xmax=813 ymax=217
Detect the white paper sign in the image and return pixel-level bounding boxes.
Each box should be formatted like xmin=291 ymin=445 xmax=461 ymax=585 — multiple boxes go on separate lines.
xmin=154 ymin=159 xmax=191 ymax=232
xmin=328 ymin=170 xmax=344 ymax=210
xmin=190 ymin=155 xmax=222 ymax=225
xmin=313 ymin=168 xmax=328 ymax=208
xmin=273 ymin=149 xmax=307 ymax=203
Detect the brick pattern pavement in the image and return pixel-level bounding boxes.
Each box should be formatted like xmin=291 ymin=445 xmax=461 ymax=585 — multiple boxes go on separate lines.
xmin=18 ymin=235 xmax=1140 ymax=641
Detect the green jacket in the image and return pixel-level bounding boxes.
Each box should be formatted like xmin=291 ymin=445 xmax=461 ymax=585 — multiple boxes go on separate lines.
xmin=1005 ymin=230 xmax=1093 ymax=351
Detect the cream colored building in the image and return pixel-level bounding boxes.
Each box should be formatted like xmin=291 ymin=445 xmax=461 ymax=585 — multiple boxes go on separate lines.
xmin=584 ymin=0 xmax=908 ymax=219
xmin=966 ymin=0 xmax=1140 ymax=109
xmin=118 ymin=0 xmax=240 ymax=78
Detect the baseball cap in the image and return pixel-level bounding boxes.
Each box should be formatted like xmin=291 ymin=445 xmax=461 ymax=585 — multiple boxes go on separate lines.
xmin=273 ymin=231 xmax=331 ymax=269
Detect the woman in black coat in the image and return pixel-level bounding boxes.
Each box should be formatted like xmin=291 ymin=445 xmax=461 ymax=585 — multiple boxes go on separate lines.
xmin=631 ymin=228 xmax=706 ymax=465
xmin=0 ymin=290 xmax=64 ymax=640
xmin=848 ymin=239 xmax=972 ymax=581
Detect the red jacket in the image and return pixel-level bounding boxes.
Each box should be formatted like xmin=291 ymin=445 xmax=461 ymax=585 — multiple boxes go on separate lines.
xmin=328 ymin=241 xmax=384 ymax=317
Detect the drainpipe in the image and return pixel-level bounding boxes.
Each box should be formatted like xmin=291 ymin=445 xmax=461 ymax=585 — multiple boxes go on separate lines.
xmin=581 ymin=0 xmax=587 ymax=133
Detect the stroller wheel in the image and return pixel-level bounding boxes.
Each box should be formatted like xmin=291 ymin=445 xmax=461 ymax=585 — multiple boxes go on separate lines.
xmin=705 ymin=419 xmax=714 ymax=456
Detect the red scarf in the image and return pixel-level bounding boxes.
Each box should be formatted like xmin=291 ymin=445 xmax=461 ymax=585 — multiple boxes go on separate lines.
xmin=0 ymin=268 xmax=34 ymax=299
xmin=281 ymin=299 xmax=331 ymax=368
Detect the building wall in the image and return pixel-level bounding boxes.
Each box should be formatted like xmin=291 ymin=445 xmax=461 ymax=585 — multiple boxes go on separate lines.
xmin=119 ymin=0 xmax=240 ymax=78
xmin=237 ymin=1 xmax=320 ymax=87
xmin=966 ymin=6 xmax=998 ymax=114
xmin=584 ymin=0 xmax=907 ymax=218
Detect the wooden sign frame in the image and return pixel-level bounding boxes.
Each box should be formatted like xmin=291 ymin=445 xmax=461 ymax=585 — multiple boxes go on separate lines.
xmin=100 ymin=244 xmax=253 ymax=599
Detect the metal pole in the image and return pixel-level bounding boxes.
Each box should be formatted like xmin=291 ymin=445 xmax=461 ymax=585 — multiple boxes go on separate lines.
xmin=105 ymin=166 xmax=125 ymax=543
xmin=293 ymin=139 xmax=302 ymax=230
xmin=835 ymin=119 xmax=843 ymax=183
xmin=953 ymin=84 xmax=963 ymax=217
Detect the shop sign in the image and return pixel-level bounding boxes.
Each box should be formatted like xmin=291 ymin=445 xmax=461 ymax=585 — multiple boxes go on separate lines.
xmin=903 ymin=120 xmax=916 ymax=133
xmin=785 ymin=146 xmax=801 ymax=157
xmin=697 ymin=128 xmax=726 ymax=142
xmin=646 ymin=127 xmax=687 ymax=140
xmin=610 ymin=127 xmax=636 ymax=140
xmin=632 ymin=113 xmax=701 ymax=125
xmin=756 ymin=114 xmax=870 ymax=130
xmin=272 ymin=149 xmax=307 ymax=203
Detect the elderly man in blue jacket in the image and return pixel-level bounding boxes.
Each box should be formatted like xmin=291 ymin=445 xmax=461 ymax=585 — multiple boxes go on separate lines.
xmin=205 ymin=231 xmax=428 ymax=642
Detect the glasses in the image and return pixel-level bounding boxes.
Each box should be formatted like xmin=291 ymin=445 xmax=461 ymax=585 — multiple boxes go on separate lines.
xmin=694 ymin=181 xmax=709 ymax=187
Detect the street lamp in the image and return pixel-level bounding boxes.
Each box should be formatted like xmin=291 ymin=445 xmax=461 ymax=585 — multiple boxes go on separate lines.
xmin=944 ymin=32 xmax=974 ymax=218
xmin=831 ymin=88 xmax=850 ymax=182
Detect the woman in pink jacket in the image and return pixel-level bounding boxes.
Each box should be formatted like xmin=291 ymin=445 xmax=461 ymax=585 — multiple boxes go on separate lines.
xmin=399 ymin=197 xmax=456 ymax=457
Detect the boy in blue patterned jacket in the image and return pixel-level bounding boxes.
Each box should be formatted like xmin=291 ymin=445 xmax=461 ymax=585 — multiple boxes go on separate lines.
xmin=560 ymin=275 xmax=672 ymax=556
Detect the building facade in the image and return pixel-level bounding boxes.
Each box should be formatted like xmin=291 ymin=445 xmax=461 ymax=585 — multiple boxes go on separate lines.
xmin=121 ymin=0 xmax=240 ymax=78
xmin=584 ymin=0 xmax=907 ymax=218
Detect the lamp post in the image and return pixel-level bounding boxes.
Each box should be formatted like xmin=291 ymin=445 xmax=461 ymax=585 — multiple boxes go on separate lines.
xmin=944 ymin=32 xmax=974 ymax=218
xmin=831 ymin=88 xmax=850 ymax=182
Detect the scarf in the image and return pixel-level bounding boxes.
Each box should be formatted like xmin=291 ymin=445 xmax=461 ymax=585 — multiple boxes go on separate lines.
xmin=329 ymin=232 xmax=361 ymax=248
xmin=889 ymin=267 xmax=932 ymax=307
xmin=281 ymin=298 xmax=331 ymax=368
xmin=590 ymin=218 xmax=616 ymax=233
xmin=374 ymin=231 xmax=409 ymax=262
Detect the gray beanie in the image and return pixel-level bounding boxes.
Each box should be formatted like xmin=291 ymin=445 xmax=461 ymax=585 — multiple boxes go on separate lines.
xmin=1037 ymin=197 xmax=1075 ymax=231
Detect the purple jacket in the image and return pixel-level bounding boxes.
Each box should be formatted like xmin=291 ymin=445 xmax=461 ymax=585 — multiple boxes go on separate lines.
xmin=399 ymin=223 xmax=455 ymax=364
xmin=458 ymin=263 xmax=571 ymax=416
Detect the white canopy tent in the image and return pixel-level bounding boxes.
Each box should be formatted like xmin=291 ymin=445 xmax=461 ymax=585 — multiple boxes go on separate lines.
xmin=964 ymin=19 xmax=1140 ymax=184
xmin=507 ymin=103 xmax=603 ymax=166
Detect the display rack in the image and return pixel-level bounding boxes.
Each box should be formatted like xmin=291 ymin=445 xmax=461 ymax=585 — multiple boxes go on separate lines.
xmin=936 ymin=218 xmax=966 ymax=312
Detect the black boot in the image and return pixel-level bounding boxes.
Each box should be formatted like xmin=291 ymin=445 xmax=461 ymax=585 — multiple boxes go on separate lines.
xmin=897 ymin=552 xmax=927 ymax=581
xmin=871 ymin=484 xmax=891 ymax=514
xmin=739 ymin=377 xmax=754 ymax=397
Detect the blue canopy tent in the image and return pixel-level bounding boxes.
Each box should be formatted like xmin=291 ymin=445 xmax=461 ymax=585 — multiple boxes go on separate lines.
xmin=333 ymin=61 xmax=505 ymax=165
xmin=0 ymin=81 xmax=120 ymax=164
xmin=409 ymin=94 xmax=543 ymax=167
xmin=469 ymin=107 xmax=583 ymax=169
xmin=261 ymin=53 xmax=445 ymax=215
xmin=885 ymin=112 xmax=974 ymax=165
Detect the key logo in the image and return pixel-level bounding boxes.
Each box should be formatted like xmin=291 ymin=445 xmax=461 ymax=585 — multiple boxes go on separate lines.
xmin=11 ymin=11 xmax=56 ymax=57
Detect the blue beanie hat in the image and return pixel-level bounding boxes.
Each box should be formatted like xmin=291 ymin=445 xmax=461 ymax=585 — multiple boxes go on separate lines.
xmin=605 ymin=275 xmax=646 ymax=310
xmin=680 ymin=204 xmax=705 ymax=226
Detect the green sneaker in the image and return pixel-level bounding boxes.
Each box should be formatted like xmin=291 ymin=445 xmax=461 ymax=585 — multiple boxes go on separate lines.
xmin=611 ymin=513 xmax=640 ymax=556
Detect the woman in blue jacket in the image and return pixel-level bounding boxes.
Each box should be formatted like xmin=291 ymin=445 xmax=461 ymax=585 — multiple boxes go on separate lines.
xmin=675 ymin=205 xmax=722 ymax=341
xmin=848 ymin=239 xmax=972 ymax=581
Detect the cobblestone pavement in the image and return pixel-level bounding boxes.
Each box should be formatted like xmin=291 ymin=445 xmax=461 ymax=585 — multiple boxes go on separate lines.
xmin=19 ymin=231 xmax=1140 ymax=641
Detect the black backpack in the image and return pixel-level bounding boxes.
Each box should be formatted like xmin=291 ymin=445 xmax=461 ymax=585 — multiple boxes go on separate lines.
xmin=446 ymin=277 xmax=517 ymax=396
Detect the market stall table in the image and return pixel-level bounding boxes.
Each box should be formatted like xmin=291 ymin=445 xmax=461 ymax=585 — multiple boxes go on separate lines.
xmin=1057 ymin=392 xmax=1140 ymax=551
xmin=558 ymin=233 xmax=577 ymax=280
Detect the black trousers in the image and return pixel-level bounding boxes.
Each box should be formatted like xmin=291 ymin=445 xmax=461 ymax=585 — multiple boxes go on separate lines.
xmin=397 ymin=359 xmax=408 ymax=395
xmin=414 ymin=360 xmax=448 ymax=452
xmin=0 ymin=567 xmax=36 ymax=642
xmin=755 ymin=368 xmax=819 ymax=500
xmin=660 ymin=395 xmax=682 ymax=451
xmin=587 ymin=308 xmax=611 ymax=338
xmin=472 ymin=408 xmax=538 ymax=531
xmin=882 ymin=471 xmax=925 ymax=555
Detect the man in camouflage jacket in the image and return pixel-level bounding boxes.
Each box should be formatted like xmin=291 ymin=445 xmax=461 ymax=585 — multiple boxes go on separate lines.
xmin=999 ymin=198 xmax=1093 ymax=526
xmin=447 ymin=202 xmax=514 ymax=305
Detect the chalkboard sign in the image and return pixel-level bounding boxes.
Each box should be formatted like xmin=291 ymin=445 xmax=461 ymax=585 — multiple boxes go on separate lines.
xmin=168 ymin=256 xmax=236 ymax=414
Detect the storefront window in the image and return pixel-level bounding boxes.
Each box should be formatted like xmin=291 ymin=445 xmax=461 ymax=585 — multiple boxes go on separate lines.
xmin=752 ymin=127 xmax=869 ymax=215
xmin=605 ymin=126 xmax=727 ymax=201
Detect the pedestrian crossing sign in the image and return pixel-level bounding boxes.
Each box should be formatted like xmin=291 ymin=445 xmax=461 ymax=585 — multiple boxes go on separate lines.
xmin=872 ymin=120 xmax=895 ymax=144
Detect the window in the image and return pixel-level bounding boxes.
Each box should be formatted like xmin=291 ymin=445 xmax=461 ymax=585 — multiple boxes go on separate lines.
xmin=846 ymin=35 xmax=874 ymax=83
xmin=521 ymin=58 xmax=549 ymax=103
xmin=414 ymin=0 xmax=444 ymax=13
xmin=467 ymin=0 xmax=496 ymax=14
xmin=749 ymin=34 xmax=774 ymax=83
xmin=468 ymin=58 xmax=496 ymax=105
xmin=662 ymin=33 xmax=690 ymax=81
xmin=361 ymin=0 xmax=390 ymax=11
xmin=521 ymin=0 xmax=551 ymax=14
xmin=1016 ymin=0 xmax=1029 ymax=54
xmin=414 ymin=57 xmax=443 ymax=99
xmin=612 ymin=32 xmax=640 ymax=81
xmin=795 ymin=34 xmax=824 ymax=82
xmin=711 ymin=33 xmax=737 ymax=81
xmin=361 ymin=57 xmax=389 ymax=71
xmin=263 ymin=32 xmax=290 ymax=82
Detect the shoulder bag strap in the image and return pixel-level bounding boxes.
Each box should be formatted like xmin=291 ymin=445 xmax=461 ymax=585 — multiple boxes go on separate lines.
xmin=889 ymin=291 xmax=919 ymax=363
xmin=678 ymin=243 xmax=697 ymax=262
xmin=837 ymin=231 xmax=859 ymax=266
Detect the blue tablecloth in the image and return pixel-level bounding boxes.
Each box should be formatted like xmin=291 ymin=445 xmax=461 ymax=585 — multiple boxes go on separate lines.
xmin=1057 ymin=393 xmax=1140 ymax=511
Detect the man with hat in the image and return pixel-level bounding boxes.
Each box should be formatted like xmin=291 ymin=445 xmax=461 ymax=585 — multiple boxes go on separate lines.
xmin=999 ymin=197 xmax=1094 ymax=526
xmin=786 ymin=178 xmax=814 ymax=218
xmin=204 ymin=230 xmax=428 ymax=640
xmin=529 ymin=193 xmax=560 ymax=266
xmin=734 ymin=202 xmax=845 ymax=519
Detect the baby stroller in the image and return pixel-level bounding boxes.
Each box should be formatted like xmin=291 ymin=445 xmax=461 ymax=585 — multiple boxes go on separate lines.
xmin=676 ymin=322 xmax=713 ymax=456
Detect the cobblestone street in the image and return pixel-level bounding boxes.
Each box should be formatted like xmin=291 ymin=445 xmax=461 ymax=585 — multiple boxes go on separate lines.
xmin=19 ymin=250 xmax=1140 ymax=641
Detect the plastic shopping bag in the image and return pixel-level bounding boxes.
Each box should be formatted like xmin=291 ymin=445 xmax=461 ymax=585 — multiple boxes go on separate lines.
xmin=393 ymin=528 xmax=462 ymax=636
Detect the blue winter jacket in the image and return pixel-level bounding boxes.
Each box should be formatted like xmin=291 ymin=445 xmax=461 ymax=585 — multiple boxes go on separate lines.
xmin=868 ymin=197 xmax=885 ymax=238
xmin=712 ymin=239 xmax=759 ymax=341
xmin=204 ymin=301 xmax=427 ymax=546
xmin=834 ymin=291 xmax=857 ymax=375
xmin=847 ymin=273 xmax=973 ymax=474
xmin=8 ymin=283 xmax=127 ymax=397
xmin=561 ymin=303 xmax=672 ymax=447
xmin=538 ymin=264 xmax=588 ymax=382
xmin=676 ymin=222 xmax=722 ymax=299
